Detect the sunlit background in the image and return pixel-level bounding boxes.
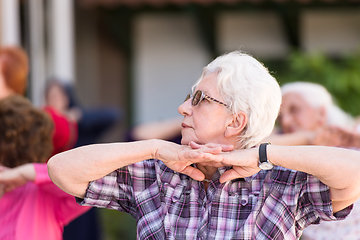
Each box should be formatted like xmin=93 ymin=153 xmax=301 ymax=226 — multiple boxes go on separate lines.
xmin=1 ymin=0 xmax=360 ymax=239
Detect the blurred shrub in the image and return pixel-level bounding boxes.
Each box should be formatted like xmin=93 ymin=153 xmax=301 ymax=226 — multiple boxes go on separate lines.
xmin=100 ymin=208 xmax=137 ymax=240
xmin=275 ymin=50 xmax=360 ymax=117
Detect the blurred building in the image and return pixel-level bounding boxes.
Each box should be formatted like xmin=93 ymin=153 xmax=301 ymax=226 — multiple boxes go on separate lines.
xmin=1 ymin=0 xmax=360 ymax=138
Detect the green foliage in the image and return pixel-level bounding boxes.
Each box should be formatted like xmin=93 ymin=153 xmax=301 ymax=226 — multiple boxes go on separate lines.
xmin=275 ymin=50 xmax=360 ymax=116
xmin=99 ymin=208 xmax=137 ymax=240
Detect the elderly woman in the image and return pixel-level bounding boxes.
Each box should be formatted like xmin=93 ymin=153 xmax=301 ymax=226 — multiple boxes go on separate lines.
xmin=48 ymin=51 xmax=360 ymax=240
xmin=280 ymin=82 xmax=354 ymax=131
xmin=266 ymin=81 xmax=356 ymax=147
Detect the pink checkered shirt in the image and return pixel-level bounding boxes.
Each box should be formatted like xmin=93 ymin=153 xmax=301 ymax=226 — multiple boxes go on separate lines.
xmin=77 ymin=159 xmax=352 ymax=240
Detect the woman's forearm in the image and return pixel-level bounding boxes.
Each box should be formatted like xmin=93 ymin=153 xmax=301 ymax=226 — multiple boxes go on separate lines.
xmin=18 ymin=163 xmax=37 ymax=181
xmin=0 ymin=164 xmax=36 ymax=196
xmin=47 ymin=139 xmax=159 ymax=198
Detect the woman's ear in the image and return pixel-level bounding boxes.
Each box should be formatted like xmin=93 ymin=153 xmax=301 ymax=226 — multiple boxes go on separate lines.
xmin=225 ymin=111 xmax=247 ymax=138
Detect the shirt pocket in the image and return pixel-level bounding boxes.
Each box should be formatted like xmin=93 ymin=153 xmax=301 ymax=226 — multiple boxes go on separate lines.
xmin=161 ymin=183 xmax=197 ymax=216
xmin=161 ymin=183 xmax=200 ymax=237
xmin=160 ymin=183 xmax=186 ymax=207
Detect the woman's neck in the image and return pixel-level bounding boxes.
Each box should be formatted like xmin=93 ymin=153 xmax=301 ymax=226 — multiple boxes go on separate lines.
xmin=197 ymin=164 xmax=218 ymax=181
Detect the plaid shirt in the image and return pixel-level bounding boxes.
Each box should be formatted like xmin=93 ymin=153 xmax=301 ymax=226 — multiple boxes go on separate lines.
xmin=77 ymin=159 xmax=352 ymax=240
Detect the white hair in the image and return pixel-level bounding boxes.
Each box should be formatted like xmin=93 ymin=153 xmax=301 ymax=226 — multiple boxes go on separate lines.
xmin=192 ymin=51 xmax=282 ymax=149
xmin=281 ymin=81 xmax=354 ymax=129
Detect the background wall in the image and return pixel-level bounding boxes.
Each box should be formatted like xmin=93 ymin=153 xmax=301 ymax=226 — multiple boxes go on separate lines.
xmin=133 ymin=13 xmax=210 ymax=124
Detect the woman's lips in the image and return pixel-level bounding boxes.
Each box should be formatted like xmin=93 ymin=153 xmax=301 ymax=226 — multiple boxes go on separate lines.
xmin=181 ymin=123 xmax=191 ymax=128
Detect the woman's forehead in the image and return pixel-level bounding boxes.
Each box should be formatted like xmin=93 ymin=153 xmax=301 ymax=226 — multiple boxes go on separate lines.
xmin=197 ymin=74 xmax=218 ymax=90
xmin=282 ymin=92 xmax=314 ymax=111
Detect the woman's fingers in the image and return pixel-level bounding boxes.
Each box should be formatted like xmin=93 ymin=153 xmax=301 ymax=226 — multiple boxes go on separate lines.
xmin=189 ymin=141 xmax=234 ymax=153
xmin=182 ymin=149 xmax=203 ymax=160
xmin=189 ymin=141 xmax=202 ymax=149
xmin=213 ymin=144 xmax=234 ymax=152
xmin=219 ymin=169 xmax=240 ymax=183
xmin=220 ymin=166 xmax=259 ymax=183
xmin=180 ymin=166 xmax=205 ymax=181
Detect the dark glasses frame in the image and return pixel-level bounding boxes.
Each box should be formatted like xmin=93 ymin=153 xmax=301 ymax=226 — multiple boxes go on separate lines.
xmin=184 ymin=90 xmax=228 ymax=107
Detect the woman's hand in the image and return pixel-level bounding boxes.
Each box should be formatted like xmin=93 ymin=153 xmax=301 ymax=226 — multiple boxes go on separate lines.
xmin=188 ymin=144 xmax=261 ymax=183
xmin=154 ymin=140 xmax=208 ymax=181
xmin=186 ymin=142 xmax=260 ymax=183
xmin=216 ymin=148 xmax=261 ymax=183
xmin=0 ymin=164 xmax=35 ymax=198
xmin=155 ymin=140 xmax=234 ymax=181
xmin=311 ymin=126 xmax=359 ymax=148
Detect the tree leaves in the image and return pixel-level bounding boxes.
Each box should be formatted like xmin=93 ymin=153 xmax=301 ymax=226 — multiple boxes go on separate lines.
xmin=277 ymin=50 xmax=360 ymax=117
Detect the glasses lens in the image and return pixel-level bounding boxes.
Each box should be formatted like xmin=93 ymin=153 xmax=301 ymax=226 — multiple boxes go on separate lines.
xmin=184 ymin=94 xmax=191 ymax=102
xmin=192 ymin=90 xmax=202 ymax=106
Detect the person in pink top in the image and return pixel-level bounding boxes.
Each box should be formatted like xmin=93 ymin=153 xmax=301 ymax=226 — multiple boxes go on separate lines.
xmin=0 ymin=95 xmax=90 ymax=240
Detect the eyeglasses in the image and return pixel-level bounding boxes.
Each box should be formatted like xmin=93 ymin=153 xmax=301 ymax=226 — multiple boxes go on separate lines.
xmin=184 ymin=90 xmax=228 ymax=107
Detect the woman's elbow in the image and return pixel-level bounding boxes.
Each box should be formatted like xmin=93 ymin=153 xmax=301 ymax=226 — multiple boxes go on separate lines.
xmin=47 ymin=154 xmax=88 ymax=198
xmin=47 ymin=154 xmax=65 ymax=187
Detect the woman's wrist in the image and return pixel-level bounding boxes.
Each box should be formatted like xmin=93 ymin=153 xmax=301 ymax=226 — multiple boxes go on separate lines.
xmin=150 ymin=139 xmax=163 ymax=160
xmin=18 ymin=163 xmax=36 ymax=182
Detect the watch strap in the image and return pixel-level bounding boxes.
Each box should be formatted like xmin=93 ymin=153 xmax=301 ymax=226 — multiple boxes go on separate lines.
xmin=259 ymin=142 xmax=271 ymax=163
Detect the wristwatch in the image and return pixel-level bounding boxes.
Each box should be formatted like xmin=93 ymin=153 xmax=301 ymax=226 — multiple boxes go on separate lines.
xmin=258 ymin=142 xmax=273 ymax=170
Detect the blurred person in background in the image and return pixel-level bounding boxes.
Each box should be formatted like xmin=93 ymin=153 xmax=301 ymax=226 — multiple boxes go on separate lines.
xmin=265 ymin=81 xmax=358 ymax=148
xmin=0 ymin=46 xmax=79 ymax=156
xmin=0 ymin=46 xmax=28 ymax=99
xmin=44 ymin=78 xmax=122 ymax=148
xmin=264 ymin=81 xmax=360 ymax=239
xmin=44 ymin=78 xmax=122 ymax=240
xmin=0 ymin=45 xmax=91 ymax=239
xmin=43 ymin=79 xmax=100 ymax=240
xmin=0 ymin=95 xmax=90 ymax=240
xmin=43 ymin=80 xmax=78 ymax=156
xmin=49 ymin=51 xmax=360 ymax=240
xmin=63 ymin=80 xmax=122 ymax=148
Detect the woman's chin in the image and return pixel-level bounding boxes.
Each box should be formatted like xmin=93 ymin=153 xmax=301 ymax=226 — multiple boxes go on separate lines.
xmin=181 ymin=138 xmax=189 ymax=145
xmin=180 ymin=136 xmax=195 ymax=146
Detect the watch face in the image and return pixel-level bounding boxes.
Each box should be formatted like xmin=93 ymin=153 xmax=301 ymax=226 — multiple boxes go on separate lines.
xmin=260 ymin=162 xmax=273 ymax=170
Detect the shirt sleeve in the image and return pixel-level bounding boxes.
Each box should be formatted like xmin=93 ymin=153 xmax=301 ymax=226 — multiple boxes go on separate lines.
xmin=76 ymin=159 xmax=158 ymax=217
xmin=34 ymin=163 xmax=91 ymax=225
xmin=296 ymin=172 xmax=352 ymax=227
xmin=33 ymin=163 xmax=52 ymax=184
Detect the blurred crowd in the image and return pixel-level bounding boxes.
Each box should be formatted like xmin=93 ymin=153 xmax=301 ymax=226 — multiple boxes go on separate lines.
xmin=0 ymin=46 xmax=122 ymax=240
xmin=1 ymin=45 xmax=360 ymax=240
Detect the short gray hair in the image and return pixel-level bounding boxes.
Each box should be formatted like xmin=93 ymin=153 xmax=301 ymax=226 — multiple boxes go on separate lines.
xmin=192 ymin=51 xmax=282 ymax=149
xmin=281 ymin=81 xmax=354 ymax=128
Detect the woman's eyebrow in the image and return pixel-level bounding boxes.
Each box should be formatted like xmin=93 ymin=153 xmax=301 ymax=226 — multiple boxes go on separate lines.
xmin=202 ymin=90 xmax=211 ymax=96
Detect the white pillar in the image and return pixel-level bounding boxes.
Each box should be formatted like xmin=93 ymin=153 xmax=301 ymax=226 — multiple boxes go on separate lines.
xmin=28 ymin=0 xmax=46 ymax=106
xmin=0 ymin=0 xmax=21 ymax=46
xmin=48 ymin=0 xmax=75 ymax=84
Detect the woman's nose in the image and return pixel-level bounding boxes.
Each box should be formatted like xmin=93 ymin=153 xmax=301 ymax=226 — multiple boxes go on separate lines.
xmin=178 ymin=99 xmax=192 ymax=116
xmin=280 ymin=112 xmax=292 ymax=129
